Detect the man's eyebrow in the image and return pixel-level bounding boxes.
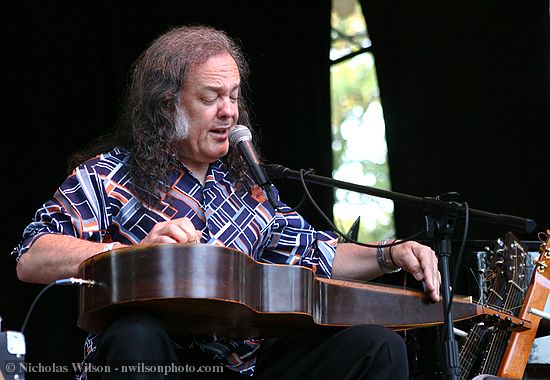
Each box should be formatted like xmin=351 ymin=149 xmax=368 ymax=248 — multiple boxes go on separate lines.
xmin=201 ymin=84 xmax=241 ymax=92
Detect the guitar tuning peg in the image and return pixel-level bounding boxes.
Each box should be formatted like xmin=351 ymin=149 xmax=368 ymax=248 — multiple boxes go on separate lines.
xmin=534 ymin=258 xmax=548 ymax=272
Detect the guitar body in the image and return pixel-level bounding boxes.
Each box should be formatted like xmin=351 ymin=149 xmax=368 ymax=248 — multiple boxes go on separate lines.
xmin=77 ymin=244 xmax=495 ymax=338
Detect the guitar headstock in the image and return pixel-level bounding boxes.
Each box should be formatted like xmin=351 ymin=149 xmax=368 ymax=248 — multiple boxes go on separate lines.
xmin=483 ymin=233 xmax=526 ymax=285
xmin=503 ymin=232 xmax=528 ymax=286
xmin=480 ymin=232 xmax=528 ymax=313
xmin=534 ymin=229 xmax=550 ymax=275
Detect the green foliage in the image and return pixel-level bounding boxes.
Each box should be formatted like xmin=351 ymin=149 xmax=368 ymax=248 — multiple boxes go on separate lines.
xmin=330 ymin=0 xmax=395 ymax=242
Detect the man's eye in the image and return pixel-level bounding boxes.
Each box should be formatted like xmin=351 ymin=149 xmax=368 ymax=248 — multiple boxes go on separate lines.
xmin=202 ymin=98 xmax=216 ymax=104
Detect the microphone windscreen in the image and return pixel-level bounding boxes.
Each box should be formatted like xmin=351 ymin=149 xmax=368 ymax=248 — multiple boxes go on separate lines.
xmin=229 ymin=125 xmax=252 ymax=146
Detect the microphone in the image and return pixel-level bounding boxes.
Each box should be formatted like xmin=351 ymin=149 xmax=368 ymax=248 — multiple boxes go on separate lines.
xmin=229 ymin=125 xmax=278 ymax=209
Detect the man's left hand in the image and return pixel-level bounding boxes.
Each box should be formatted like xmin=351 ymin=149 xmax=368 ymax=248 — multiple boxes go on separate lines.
xmin=389 ymin=241 xmax=441 ymax=302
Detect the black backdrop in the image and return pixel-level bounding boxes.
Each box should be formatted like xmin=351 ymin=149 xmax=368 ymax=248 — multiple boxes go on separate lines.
xmin=361 ymin=0 xmax=550 ymax=242
xmin=2 ymin=0 xmax=548 ymax=377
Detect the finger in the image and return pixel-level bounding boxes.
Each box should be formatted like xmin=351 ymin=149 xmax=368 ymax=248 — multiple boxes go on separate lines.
xmin=406 ymin=243 xmax=439 ymax=300
xmin=146 ymin=220 xmax=196 ymax=243
xmin=429 ymin=289 xmax=440 ymax=302
xmin=430 ymin=269 xmax=441 ymax=302
xmin=158 ymin=223 xmax=193 ymax=243
xmin=413 ymin=271 xmax=424 ymax=282
xmin=176 ymin=217 xmax=202 ymax=243
xmin=418 ymin=248 xmax=438 ymax=291
xmin=420 ymin=265 xmax=437 ymax=294
xmin=157 ymin=218 xmax=199 ymax=243
xmin=155 ymin=235 xmax=179 ymax=244
xmin=422 ymin=279 xmax=440 ymax=302
xmin=177 ymin=218 xmax=202 ymax=243
xmin=193 ymin=231 xmax=202 ymax=243
xmin=142 ymin=232 xmax=178 ymax=244
xmin=174 ymin=217 xmax=197 ymax=237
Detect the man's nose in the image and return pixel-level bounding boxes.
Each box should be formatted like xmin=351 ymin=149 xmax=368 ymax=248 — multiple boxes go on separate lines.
xmin=218 ymin=97 xmax=236 ymax=118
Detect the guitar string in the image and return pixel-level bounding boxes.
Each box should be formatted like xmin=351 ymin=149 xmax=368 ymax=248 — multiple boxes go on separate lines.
xmin=459 ymin=238 xmax=529 ymax=377
xmin=482 ymin=242 xmax=519 ymax=374
xmin=480 ymin=242 xmax=528 ymax=374
xmin=459 ymin=248 xmax=502 ymax=378
xmin=459 ymin=323 xmax=490 ymax=379
xmin=459 ymin=249 xmax=505 ymax=379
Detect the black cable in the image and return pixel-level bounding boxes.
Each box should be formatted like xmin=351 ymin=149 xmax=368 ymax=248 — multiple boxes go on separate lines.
xmin=20 ymin=277 xmax=97 ymax=334
xmin=451 ymin=202 xmax=470 ymax=293
xmin=275 ymin=168 xmax=316 ymax=213
xmin=20 ymin=282 xmax=57 ymax=334
xmin=297 ymin=168 xmax=424 ymax=249
xmin=441 ymin=202 xmax=469 ymax=318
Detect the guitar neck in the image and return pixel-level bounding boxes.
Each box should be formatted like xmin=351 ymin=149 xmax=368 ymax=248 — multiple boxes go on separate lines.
xmin=497 ymin=230 xmax=550 ymax=377
xmin=459 ymin=232 xmax=530 ymax=379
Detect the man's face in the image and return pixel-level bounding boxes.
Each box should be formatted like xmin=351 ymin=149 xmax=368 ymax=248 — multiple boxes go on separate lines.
xmin=177 ymin=53 xmax=240 ymax=173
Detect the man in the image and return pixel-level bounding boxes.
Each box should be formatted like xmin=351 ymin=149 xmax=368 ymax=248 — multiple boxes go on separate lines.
xmin=13 ymin=25 xmax=440 ymax=379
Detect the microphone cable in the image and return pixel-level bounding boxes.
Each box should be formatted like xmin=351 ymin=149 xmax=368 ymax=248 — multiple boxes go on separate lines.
xmin=273 ymin=167 xmax=316 ymax=213
xmin=20 ymin=278 xmax=97 ymax=334
xmin=449 ymin=201 xmax=470 ymax=311
xmin=295 ymin=168 xmax=424 ymax=249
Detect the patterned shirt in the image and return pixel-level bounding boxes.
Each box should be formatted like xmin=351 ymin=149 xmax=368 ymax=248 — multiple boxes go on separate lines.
xmin=12 ymin=147 xmax=337 ymax=376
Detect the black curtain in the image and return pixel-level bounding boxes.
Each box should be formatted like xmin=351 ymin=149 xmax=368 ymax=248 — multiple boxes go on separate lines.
xmin=360 ymin=0 xmax=550 ymax=242
xmin=3 ymin=0 xmax=549 ymax=376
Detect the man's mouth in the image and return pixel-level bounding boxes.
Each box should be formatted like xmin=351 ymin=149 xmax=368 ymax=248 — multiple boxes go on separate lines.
xmin=209 ymin=126 xmax=230 ymax=138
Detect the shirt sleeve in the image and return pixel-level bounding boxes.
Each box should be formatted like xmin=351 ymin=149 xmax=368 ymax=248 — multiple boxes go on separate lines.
xmin=11 ymin=163 xmax=111 ymax=261
xmin=257 ymin=187 xmax=338 ymax=278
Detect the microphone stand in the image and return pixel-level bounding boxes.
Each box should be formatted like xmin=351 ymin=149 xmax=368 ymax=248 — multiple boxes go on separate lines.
xmin=264 ymin=163 xmax=536 ymax=380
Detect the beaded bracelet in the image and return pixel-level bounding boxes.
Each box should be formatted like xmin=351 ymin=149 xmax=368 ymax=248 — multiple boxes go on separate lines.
xmin=376 ymin=239 xmax=402 ymax=274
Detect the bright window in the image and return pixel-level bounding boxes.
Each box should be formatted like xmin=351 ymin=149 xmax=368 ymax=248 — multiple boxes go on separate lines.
xmin=330 ymin=0 xmax=395 ymax=242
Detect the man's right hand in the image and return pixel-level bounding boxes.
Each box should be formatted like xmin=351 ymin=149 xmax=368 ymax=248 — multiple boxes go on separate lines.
xmin=141 ymin=217 xmax=202 ymax=244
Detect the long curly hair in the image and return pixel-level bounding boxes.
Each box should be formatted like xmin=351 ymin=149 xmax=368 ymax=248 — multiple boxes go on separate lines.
xmin=69 ymin=25 xmax=256 ymax=206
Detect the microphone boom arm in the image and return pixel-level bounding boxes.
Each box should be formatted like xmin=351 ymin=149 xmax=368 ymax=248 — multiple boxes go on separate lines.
xmin=263 ymin=163 xmax=536 ymax=234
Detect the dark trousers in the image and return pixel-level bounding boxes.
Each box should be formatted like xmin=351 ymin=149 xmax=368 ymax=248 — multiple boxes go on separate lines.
xmin=90 ymin=313 xmax=408 ymax=380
